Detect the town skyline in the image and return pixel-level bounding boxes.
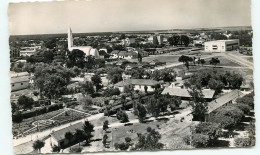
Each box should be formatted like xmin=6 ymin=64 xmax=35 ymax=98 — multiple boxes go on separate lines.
xmin=8 ymin=0 xmax=251 ymax=35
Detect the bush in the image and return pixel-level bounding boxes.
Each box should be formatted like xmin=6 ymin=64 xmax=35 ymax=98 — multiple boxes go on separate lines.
xmin=236 ymin=92 xmax=254 ymax=108
xmin=116 ymin=110 xmax=129 ymax=123
xmin=18 ymin=103 xmax=63 ymax=119
xmin=125 ymin=137 xmax=132 ymax=143
xmin=234 ymin=138 xmax=251 ymax=147
xmin=114 ymin=143 xmax=119 ymax=150
xmin=208 ymin=106 xmax=244 ymax=129
xmin=194 ymin=122 xmax=221 ymax=145
xmin=103 ymin=88 xmax=121 ymax=97
xmin=234 ymin=103 xmax=251 ymax=115
xmin=192 ymin=133 xmax=210 ymax=148
xmin=70 ymin=146 xmax=82 ymax=153
xmin=115 ymin=142 xmax=129 ymax=150
xmin=183 ymin=135 xmax=191 ymax=145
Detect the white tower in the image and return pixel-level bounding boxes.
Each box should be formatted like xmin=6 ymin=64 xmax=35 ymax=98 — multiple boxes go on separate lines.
xmin=68 ymin=28 xmax=73 ymax=49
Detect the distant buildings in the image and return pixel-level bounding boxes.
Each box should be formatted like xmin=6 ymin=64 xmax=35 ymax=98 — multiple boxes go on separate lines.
xmin=111 ymin=50 xmax=120 ymax=59
xmin=148 ymin=36 xmax=158 ymax=45
xmin=10 ymin=72 xmax=31 ymax=91
xmin=123 ymin=38 xmax=135 ymax=46
xmin=68 ymin=28 xmax=100 ymax=58
xmin=204 ymin=39 xmax=239 ymax=52
xmin=148 ymin=35 xmax=164 ymax=45
xmin=19 ymin=47 xmax=37 ymax=57
xmin=114 ymin=79 xmax=160 ymax=92
xmin=118 ymin=51 xmax=138 ymax=59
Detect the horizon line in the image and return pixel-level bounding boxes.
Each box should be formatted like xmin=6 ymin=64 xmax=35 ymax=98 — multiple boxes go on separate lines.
xmin=9 ymin=25 xmax=252 ymax=36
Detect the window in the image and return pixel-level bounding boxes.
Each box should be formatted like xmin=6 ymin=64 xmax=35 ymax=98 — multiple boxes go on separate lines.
xmin=21 ymin=83 xmax=23 ymax=85
xmin=12 ymin=84 xmax=14 ymax=87
xmin=139 ymin=85 xmax=141 ymax=88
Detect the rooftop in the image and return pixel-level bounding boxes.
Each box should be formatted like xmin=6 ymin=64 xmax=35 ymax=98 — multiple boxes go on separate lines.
xmin=114 ymin=79 xmax=160 ymax=87
xmin=11 ymin=77 xmax=30 ymax=84
xmin=51 ymin=122 xmax=84 ymax=142
xmin=205 ymin=39 xmax=239 ymax=43
xmin=161 ymin=87 xmax=215 ymax=99
xmin=207 ymin=90 xmax=243 ymax=114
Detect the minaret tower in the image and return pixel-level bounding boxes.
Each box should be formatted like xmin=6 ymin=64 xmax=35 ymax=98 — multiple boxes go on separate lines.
xmin=68 ymin=27 xmax=73 ymax=50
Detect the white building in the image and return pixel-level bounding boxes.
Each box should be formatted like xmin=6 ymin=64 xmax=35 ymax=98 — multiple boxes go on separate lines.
xmin=157 ymin=35 xmax=163 ymax=45
xmin=10 ymin=72 xmax=30 ymax=92
xmin=114 ymin=79 xmax=160 ymax=92
xmin=20 ymin=48 xmax=36 ymax=57
xmin=68 ymin=28 xmax=100 ymax=58
xmin=204 ymin=39 xmax=239 ymax=52
xmin=122 ymin=38 xmax=135 ymax=46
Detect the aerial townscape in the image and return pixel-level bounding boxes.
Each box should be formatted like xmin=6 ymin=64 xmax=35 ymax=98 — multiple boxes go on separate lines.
xmin=8 ymin=0 xmax=254 ymax=154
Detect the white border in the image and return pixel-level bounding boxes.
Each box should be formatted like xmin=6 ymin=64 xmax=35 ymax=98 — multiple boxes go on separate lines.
xmin=0 ymin=0 xmax=259 ymax=155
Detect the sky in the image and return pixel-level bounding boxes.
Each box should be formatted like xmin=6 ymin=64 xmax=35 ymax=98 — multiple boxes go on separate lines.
xmin=8 ymin=0 xmax=251 ymax=35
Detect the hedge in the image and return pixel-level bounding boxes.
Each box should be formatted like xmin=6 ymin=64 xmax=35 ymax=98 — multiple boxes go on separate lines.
xmin=14 ymin=103 xmax=64 ymax=119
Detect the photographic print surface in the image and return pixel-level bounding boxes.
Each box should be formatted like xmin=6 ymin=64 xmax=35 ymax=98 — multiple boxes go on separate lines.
xmin=8 ymin=0 xmax=255 ymax=154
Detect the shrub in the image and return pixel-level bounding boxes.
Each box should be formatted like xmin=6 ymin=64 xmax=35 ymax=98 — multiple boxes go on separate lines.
xmin=17 ymin=103 xmax=63 ymax=119
xmin=194 ymin=122 xmax=221 ymax=145
xmin=183 ymin=135 xmax=191 ymax=145
xmin=236 ymin=92 xmax=254 ymax=108
xmin=234 ymin=103 xmax=251 ymax=115
xmin=114 ymin=143 xmax=119 ymax=150
xmin=51 ymin=145 xmax=60 ymax=153
xmin=234 ymin=138 xmax=251 ymax=147
xmin=115 ymin=142 xmax=129 ymax=150
xmin=125 ymin=137 xmax=132 ymax=143
xmin=104 ymin=88 xmax=121 ymax=97
xmin=116 ymin=110 xmax=129 ymax=123
xmin=70 ymin=146 xmax=82 ymax=153
xmin=208 ymin=106 xmax=244 ymax=129
xmin=192 ymin=133 xmax=210 ymax=148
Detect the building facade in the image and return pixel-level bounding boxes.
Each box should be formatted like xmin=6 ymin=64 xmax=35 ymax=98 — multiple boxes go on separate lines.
xmin=114 ymin=79 xmax=160 ymax=92
xmin=204 ymin=39 xmax=239 ymax=52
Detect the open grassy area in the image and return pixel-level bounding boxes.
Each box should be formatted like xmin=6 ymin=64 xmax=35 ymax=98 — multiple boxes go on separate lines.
xmin=204 ymin=56 xmax=243 ymax=67
xmin=51 ymin=109 xmax=88 ymax=125
xmin=129 ymin=55 xmax=180 ymax=64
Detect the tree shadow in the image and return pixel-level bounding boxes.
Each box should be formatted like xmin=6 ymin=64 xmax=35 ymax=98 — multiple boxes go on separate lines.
xmin=221 ymin=131 xmax=239 ymax=138
xmin=124 ymin=123 xmax=133 ymax=126
xmin=241 ymin=116 xmax=253 ymax=122
xmin=143 ymin=120 xmax=154 ymax=123
xmin=156 ymin=117 xmax=169 ymax=122
xmin=233 ymin=122 xmax=248 ymax=131
xmin=213 ymin=139 xmax=230 ymax=147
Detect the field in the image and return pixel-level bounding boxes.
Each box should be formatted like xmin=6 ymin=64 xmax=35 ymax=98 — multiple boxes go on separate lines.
xmin=129 ymin=55 xmax=180 ymax=64
xmin=63 ymin=108 xmax=196 ymax=153
xmin=12 ymin=109 xmax=65 ymax=136
xmin=204 ymin=56 xmax=243 ymax=67
xmin=12 ymin=109 xmax=89 ymax=136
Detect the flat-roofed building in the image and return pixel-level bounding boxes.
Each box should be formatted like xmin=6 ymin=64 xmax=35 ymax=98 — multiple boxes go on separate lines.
xmin=204 ymin=39 xmax=239 ymax=52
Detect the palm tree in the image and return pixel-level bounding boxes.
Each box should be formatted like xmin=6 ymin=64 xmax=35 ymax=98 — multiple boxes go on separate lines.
xmin=65 ymin=131 xmax=73 ymax=150
xmin=32 ymin=140 xmax=45 ymax=153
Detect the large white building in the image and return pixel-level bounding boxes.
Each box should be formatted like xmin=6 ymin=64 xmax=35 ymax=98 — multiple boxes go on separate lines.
xmin=68 ymin=28 xmax=100 ymax=58
xmin=204 ymin=39 xmax=239 ymax=52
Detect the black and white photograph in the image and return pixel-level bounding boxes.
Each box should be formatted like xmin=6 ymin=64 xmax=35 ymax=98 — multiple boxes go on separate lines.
xmin=7 ymin=0 xmax=255 ymax=154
